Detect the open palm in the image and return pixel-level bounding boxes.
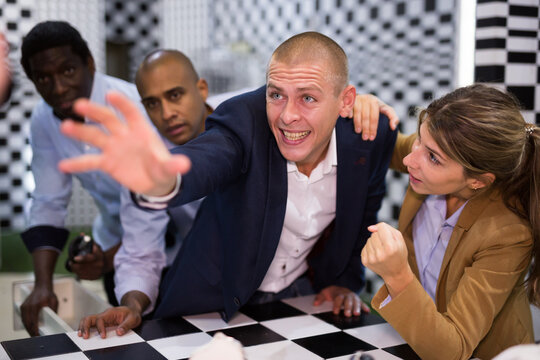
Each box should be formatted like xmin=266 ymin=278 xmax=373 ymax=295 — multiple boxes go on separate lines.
xmin=59 ymin=91 xmax=191 ymax=196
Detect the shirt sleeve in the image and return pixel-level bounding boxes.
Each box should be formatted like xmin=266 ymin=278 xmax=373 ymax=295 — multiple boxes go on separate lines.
xmin=25 ymin=107 xmax=72 ymax=251
xmin=114 ymin=186 xmax=168 ymax=314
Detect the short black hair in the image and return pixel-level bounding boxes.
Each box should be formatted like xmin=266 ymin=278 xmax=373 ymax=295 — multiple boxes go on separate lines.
xmin=20 ymin=21 xmax=93 ymax=79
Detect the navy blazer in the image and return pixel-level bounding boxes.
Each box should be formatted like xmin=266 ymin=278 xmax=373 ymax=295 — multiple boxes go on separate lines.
xmin=153 ymin=86 xmax=397 ymax=320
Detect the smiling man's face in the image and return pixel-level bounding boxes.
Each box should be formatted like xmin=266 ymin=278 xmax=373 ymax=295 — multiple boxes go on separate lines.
xmin=266 ymin=58 xmax=352 ymax=176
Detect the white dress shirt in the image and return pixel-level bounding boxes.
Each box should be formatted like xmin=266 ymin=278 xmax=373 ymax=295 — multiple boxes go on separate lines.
xmin=258 ymin=130 xmax=338 ymax=293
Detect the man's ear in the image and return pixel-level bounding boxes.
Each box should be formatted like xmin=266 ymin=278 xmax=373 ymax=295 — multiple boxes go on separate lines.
xmin=87 ymin=56 xmax=96 ymax=73
xmin=338 ymin=84 xmax=356 ymax=118
xmin=469 ymin=172 xmax=496 ymax=190
xmin=197 ymin=78 xmax=209 ymax=101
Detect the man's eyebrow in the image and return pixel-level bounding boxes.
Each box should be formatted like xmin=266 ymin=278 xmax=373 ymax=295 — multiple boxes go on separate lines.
xmin=297 ymin=86 xmax=322 ymax=93
xmin=165 ymin=86 xmax=186 ymax=95
xmin=266 ymin=83 xmax=282 ymax=91
xmin=141 ymin=95 xmax=158 ymax=103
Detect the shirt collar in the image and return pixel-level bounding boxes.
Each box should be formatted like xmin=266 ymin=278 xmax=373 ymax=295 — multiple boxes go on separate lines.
xmin=287 ymin=128 xmax=337 ymax=174
xmin=424 ymin=194 xmax=467 ymax=228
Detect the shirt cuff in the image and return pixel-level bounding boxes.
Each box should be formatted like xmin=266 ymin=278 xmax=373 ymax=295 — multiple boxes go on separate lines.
xmin=135 ymin=174 xmax=182 ymax=210
xmin=379 ymin=294 xmax=393 ymax=309
xmin=21 ymin=225 xmax=70 ymax=253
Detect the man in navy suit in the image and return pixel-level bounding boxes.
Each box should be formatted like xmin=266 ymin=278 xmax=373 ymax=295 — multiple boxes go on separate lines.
xmin=61 ymin=32 xmax=397 ymax=338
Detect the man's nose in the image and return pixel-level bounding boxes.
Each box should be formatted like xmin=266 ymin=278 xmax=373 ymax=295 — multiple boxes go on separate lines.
xmin=281 ymin=100 xmax=300 ymax=124
xmin=161 ymin=101 xmax=176 ymax=121
xmin=52 ymin=75 xmax=68 ymax=96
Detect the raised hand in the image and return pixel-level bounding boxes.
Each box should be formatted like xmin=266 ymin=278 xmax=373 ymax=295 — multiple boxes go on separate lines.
xmin=0 ymin=32 xmax=11 ymax=104
xmin=350 ymin=94 xmax=399 ymax=140
xmin=58 ymin=91 xmax=191 ymax=196
xmin=361 ymin=222 xmax=414 ymax=297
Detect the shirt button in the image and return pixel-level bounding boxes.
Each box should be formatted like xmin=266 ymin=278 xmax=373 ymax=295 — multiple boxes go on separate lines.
xmin=282 ymin=264 xmax=286 ymax=271
xmin=233 ymin=297 xmax=240 ymax=306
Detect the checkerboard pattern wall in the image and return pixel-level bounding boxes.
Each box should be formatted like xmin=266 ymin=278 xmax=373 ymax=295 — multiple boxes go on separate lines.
xmin=105 ymin=0 xmax=161 ymax=81
xmin=161 ymin=0 xmax=457 ymax=296
xmin=0 ymin=0 xmax=104 ymax=230
xmin=163 ymin=0 xmax=457 ymax=228
xmin=475 ymin=0 xmax=539 ymax=125
xmin=0 ymin=0 xmax=459 ymax=299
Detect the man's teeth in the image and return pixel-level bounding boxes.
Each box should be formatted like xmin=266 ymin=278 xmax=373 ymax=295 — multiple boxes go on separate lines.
xmin=283 ymin=130 xmax=310 ymax=140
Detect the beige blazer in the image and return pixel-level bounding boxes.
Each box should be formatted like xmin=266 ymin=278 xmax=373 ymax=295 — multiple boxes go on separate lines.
xmin=372 ymin=133 xmax=534 ymax=360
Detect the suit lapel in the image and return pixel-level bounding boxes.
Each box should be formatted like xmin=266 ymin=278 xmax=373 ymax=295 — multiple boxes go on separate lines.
xmin=253 ymin=137 xmax=288 ymax=287
xmin=333 ymin=121 xmax=370 ymax=270
xmin=437 ymin=189 xmax=493 ymax=285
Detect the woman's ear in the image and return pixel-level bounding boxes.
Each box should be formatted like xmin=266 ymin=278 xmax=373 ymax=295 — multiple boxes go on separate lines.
xmin=470 ymin=172 xmax=496 ymax=190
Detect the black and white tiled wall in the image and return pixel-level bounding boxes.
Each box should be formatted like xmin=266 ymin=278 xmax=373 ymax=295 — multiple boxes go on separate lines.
xmin=475 ymin=0 xmax=539 ymax=125
xmin=0 ymin=0 xmax=104 ymax=229
xmin=5 ymin=0 xmax=529 ymax=261
xmin=1 ymin=0 xmax=456 ymax=231
xmin=163 ymin=0 xmax=457 ymax=227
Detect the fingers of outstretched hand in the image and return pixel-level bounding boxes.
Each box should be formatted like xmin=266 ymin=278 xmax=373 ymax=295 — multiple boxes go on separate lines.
xmin=105 ymin=91 xmax=150 ymax=132
xmin=60 ymin=120 xmax=109 ymax=149
xmin=165 ymin=154 xmax=192 ymax=177
xmin=72 ymin=98 xmax=125 ymax=136
xmin=58 ymin=154 xmax=103 ymax=174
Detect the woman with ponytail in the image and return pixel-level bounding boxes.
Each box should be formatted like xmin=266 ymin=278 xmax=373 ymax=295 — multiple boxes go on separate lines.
xmin=361 ymin=84 xmax=539 ymax=360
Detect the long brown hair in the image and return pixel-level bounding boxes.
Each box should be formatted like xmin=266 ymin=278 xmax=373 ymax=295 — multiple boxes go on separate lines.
xmin=418 ymin=84 xmax=540 ymax=306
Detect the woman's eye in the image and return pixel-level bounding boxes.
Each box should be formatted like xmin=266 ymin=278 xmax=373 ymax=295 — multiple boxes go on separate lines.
xmin=429 ymin=152 xmax=440 ymax=165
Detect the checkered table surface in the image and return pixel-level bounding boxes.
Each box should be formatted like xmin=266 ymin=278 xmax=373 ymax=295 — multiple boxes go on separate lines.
xmin=1 ymin=295 xmax=419 ymax=360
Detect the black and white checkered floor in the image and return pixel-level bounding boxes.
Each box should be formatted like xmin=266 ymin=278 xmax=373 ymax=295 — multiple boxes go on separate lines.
xmin=1 ymin=295 xmax=419 ymax=360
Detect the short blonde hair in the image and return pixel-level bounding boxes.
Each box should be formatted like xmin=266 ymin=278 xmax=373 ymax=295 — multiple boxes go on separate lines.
xmin=268 ymin=32 xmax=349 ymax=95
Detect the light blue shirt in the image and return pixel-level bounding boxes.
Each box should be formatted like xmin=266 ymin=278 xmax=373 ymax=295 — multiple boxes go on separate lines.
xmin=114 ymin=92 xmax=235 ymax=311
xmin=412 ymin=195 xmax=467 ymax=302
xmin=114 ymin=140 xmax=202 ymax=312
xmin=28 ymin=72 xmax=142 ymax=252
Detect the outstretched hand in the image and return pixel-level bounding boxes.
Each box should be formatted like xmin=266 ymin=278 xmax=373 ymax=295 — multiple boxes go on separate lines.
xmin=350 ymin=94 xmax=399 ymax=140
xmin=58 ymin=91 xmax=191 ymax=196
xmin=0 ymin=33 xmax=12 ymax=104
